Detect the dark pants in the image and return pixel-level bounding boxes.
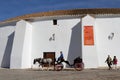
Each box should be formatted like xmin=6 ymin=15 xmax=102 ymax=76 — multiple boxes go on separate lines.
xmin=57 ymin=59 xmax=71 ymax=66
xmin=107 ymin=62 xmax=112 ymax=70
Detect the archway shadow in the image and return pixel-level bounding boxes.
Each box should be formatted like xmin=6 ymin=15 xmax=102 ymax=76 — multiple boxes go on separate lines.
xmin=1 ymin=32 xmax=14 ymax=68
xmin=67 ymin=22 xmax=82 ymax=66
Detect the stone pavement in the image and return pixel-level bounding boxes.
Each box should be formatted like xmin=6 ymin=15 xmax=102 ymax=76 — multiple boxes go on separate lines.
xmin=0 ymin=68 xmax=120 ymax=80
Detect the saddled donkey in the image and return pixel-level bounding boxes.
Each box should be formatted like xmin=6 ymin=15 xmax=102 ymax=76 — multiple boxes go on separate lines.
xmin=33 ymin=58 xmax=52 ymax=70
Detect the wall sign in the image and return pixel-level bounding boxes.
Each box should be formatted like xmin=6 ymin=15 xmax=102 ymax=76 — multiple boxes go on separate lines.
xmin=108 ymin=32 xmax=114 ymax=40
xmin=49 ymin=33 xmax=55 ymax=41
xmin=84 ymin=26 xmax=94 ymax=45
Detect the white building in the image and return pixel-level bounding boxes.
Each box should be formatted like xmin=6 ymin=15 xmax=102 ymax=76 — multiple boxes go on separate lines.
xmin=0 ymin=8 xmax=120 ymax=69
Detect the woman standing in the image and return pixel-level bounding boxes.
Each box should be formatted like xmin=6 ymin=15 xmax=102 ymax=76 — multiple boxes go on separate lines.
xmin=113 ymin=56 xmax=118 ymax=69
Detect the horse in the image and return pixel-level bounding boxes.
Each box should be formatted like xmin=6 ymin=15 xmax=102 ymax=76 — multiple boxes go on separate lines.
xmin=33 ymin=58 xmax=53 ymax=70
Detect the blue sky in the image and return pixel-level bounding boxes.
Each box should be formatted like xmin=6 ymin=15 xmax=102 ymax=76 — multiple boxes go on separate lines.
xmin=0 ymin=0 xmax=120 ymax=21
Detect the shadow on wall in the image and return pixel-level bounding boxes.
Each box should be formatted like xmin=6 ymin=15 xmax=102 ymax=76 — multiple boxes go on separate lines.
xmin=67 ymin=22 xmax=82 ymax=65
xmin=0 ymin=22 xmax=16 ymax=27
xmin=1 ymin=32 xmax=14 ymax=68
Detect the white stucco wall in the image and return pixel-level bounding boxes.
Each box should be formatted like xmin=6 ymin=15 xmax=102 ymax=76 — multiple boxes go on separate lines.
xmin=95 ymin=17 xmax=120 ymax=67
xmin=31 ymin=18 xmax=81 ymax=66
xmin=0 ymin=25 xmax=15 ymax=68
xmin=10 ymin=20 xmax=32 ymax=69
xmin=1 ymin=15 xmax=120 ymax=69
xmin=21 ymin=22 xmax=32 ymax=68
xmin=82 ymin=15 xmax=98 ymax=68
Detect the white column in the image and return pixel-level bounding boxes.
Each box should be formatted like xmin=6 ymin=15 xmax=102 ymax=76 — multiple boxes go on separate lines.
xmin=82 ymin=15 xmax=98 ymax=68
xmin=10 ymin=20 xmax=32 ymax=69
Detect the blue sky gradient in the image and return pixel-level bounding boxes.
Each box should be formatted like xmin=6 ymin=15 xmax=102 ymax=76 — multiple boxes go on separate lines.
xmin=0 ymin=0 xmax=120 ymax=21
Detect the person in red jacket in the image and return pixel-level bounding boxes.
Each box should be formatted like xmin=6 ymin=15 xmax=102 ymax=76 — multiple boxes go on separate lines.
xmin=113 ymin=56 xmax=118 ymax=69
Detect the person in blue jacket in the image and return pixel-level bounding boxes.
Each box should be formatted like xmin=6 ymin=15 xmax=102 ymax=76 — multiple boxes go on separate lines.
xmin=57 ymin=51 xmax=71 ymax=66
xmin=57 ymin=51 xmax=64 ymax=63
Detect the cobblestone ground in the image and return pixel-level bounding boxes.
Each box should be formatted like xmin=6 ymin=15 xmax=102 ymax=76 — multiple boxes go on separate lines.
xmin=0 ymin=68 xmax=120 ymax=80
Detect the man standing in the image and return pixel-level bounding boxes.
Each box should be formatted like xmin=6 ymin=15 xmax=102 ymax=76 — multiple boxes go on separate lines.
xmin=105 ymin=55 xmax=112 ymax=70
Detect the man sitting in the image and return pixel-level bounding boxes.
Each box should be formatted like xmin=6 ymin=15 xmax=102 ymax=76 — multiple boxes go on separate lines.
xmin=57 ymin=51 xmax=71 ymax=66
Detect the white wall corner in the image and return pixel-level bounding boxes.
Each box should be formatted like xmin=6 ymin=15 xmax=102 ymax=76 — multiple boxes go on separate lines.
xmin=82 ymin=14 xmax=95 ymax=25
xmin=81 ymin=15 xmax=98 ymax=68
xmin=10 ymin=20 xmax=29 ymax=69
xmin=21 ymin=21 xmax=32 ymax=69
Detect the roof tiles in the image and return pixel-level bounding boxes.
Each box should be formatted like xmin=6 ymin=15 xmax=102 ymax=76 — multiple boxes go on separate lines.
xmin=1 ymin=8 xmax=120 ymax=24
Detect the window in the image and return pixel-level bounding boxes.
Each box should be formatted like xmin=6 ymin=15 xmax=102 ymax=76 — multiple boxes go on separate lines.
xmin=53 ymin=19 xmax=57 ymax=25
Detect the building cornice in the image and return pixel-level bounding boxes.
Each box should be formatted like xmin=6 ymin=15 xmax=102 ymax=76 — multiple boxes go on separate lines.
xmin=1 ymin=8 xmax=120 ymax=24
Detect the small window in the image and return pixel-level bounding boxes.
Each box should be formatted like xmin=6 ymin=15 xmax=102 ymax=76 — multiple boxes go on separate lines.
xmin=53 ymin=19 xmax=57 ymax=25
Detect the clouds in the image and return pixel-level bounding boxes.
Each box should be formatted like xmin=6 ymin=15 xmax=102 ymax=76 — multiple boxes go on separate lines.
xmin=0 ymin=0 xmax=120 ymax=21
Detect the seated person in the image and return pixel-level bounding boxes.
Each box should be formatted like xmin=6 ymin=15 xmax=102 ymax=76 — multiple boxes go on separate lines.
xmin=57 ymin=51 xmax=64 ymax=63
xmin=57 ymin=51 xmax=71 ymax=66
